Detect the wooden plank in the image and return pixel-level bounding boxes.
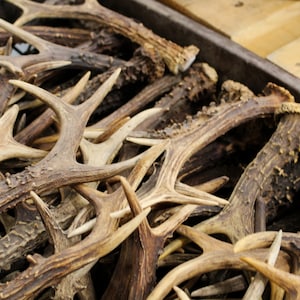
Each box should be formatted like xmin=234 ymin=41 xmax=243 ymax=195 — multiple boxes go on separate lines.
xmin=232 ymin=2 xmax=300 ymax=57
xmin=157 ymin=1 xmax=294 ymax=35
xmin=267 ymin=37 xmax=300 ymax=78
xmin=158 ymin=0 xmax=300 ymax=57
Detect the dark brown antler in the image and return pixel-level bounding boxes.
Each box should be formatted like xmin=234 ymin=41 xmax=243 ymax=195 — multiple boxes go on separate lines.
xmin=114 ymin=83 xmax=293 ymax=221
xmin=161 ymin=85 xmax=298 ymax=261
xmin=190 ymin=112 xmax=300 ymax=243
xmin=4 ymin=0 xmax=199 ymax=74
xmin=0 ymin=190 xmax=150 ymax=300
xmin=0 ymin=17 xmax=125 ymax=114
xmin=0 ymin=18 xmax=122 ymax=76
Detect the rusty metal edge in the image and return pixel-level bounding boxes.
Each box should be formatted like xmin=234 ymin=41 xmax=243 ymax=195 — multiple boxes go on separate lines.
xmin=103 ymin=0 xmax=300 ymax=100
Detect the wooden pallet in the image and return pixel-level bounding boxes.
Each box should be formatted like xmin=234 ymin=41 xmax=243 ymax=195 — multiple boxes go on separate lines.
xmin=158 ymin=0 xmax=300 ymax=77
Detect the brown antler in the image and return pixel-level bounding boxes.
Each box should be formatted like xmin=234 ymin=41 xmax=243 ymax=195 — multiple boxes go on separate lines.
xmin=5 ymin=0 xmax=199 ymax=74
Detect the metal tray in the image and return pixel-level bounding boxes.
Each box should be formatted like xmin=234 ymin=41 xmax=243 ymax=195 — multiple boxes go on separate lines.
xmin=103 ymin=0 xmax=300 ymax=99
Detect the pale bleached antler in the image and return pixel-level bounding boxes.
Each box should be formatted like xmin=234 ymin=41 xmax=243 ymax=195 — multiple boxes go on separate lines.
xmin=148 ymin=225 xmax=290 ymax=300
xmin=241 ymin=256 xmax=300 ymax=299
xmin=0 ymin=104 xmax=46 ymax=161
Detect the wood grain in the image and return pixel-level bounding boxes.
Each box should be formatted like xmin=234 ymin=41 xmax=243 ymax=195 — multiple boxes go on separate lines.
xmin=158 ymin=0 xmax=300 ymax=77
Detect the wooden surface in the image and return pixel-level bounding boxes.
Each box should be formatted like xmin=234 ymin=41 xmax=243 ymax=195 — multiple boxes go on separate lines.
xmin=158 ymin=0 xmax=300 ymax=78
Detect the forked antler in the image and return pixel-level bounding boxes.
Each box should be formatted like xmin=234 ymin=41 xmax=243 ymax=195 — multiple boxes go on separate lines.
xmin=102 ymin=176 xmax=198 ymax=299
xmin=0 ymin=68 xmax=143 ymax=212
xmin=161 ymin=85 xmax=299 ymax=260
xmin=148 ymin=226 xmax=290 ymax=299
xmin=4 ymin=0 xmax=199 ymax=74
xmin=113 ymin=83 xmax=294 ymax=221
xmin=0 ymin=18 xmax=122 ymax=77
xmin=190 ymin=112 xmax=300 ymax=242
xmin=234 ymin=231 xmax=300 ymax=258
xmin=0 ymin=17 xmax=125 ymax=114
xmin=0 ymin=105 xmax=163 ymax=271
xmin=241 ymin=256 xmax=300 ymax=299
xmin=0 ymin=187 xmax=150 ymax=300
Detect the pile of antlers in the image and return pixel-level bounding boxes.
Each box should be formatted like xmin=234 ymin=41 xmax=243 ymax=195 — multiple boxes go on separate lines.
xmin=0 ymin=0 xmax=300 ymax=299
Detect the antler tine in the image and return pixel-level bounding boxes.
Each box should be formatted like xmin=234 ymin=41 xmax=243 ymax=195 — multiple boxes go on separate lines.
xmin=61 ymin=71 xmax=91 ymax=104
xmin=158 ymin=87 xmax=293 ymax=190
xmin=31 ymin=190 xmax=97 ymax=299
xmin=70 ymin=141 xmax=167 ymax=237
xmin=192 ymin=113 xmax=300 ymax=243
xmin=125 ymin=191 xmax=226 ymax=216
xmin=0 ymin=102 xmax=159 ymax=272
xmin=176 ymin=224 xmax=232 ymax=253
xmin=9 ymin=80 xmax=69 ymax=122
xmin=150 ymin=227 xmax=290 ymax=300
xmin=0 ymin=104 xmax=46 ymax=161
xmin=234 ymin=231 xmax=300 ymax=257
xmin=66 ymin=108 xmax=165 ymax=237
xmin=0 ymin=206 xmax=150 ymax=299
xmin=1 ymin=36 xmax=13 ymax=55
xmin=23 ymin=60 xmax=71 ymax=77
xmin=112 ymin=87 xmax=294 ymax=222
xmin=148 ymin=244 xmax=252 ymax=300
xmin=86 ymin=107 xmax=163 ymax=165
xmin=0 ymin=18 xmax=122 ymax=78
xmin=74 ymin=109 xmax=165 ymax=198
xmin=15 ymin=71 xmax=91 ymax=145
xmin=0 ymin=187 xmax=85 ymax=270
xmin=0 ymin=18 xmax=69 ymax=76
xmin=30 ymin=191 xmax=67 ymax=252
xmin=10 ymin=68 xmax=121 ymax=160
xmin=74 ymin=140 xmax=167 ymax=219
xmin=151 ymin=204 xmax=200 ymax=241
xmin=0 ymin=17 xmax=54 ymax=52
xmin=153 ymin=86 xmax=297 ymax=260
xmin=160 ymin=95 xmax=299 ymax=261
xmin=242 ymin=230 xmax=282 ymax=300
xmin=103 ymin=179 xmax=200 ymax=299
xmin=77 ymin=67 xmax=121 ymax=119
xmin=119 ymin=176 xmax=145 ymax=217
xmin=5 ymin=0 xmax=199 ymax=74
xmin=8 ymin=80 xmax=77 ymax=156
xmin=94 ymin=75 xmax=181 ymax=128
xmin=173 ymin=286 xmax=191 ymax=300
xmin=0 ymin=68 xmax=146 ymax=212
xmin=241 ymin=256 xmax=300 ymax=299
xmin=5 ymin=0 xmax=71 ymax=26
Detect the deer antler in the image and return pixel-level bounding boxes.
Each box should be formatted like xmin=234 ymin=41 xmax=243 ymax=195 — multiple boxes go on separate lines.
xmin=0 ymin=104 xmax=46 ymax=161
xmin=113 ymin=83 xmax=293 ymax=221
xmin=0 ymin=68 xmax=144 ymax=212
xmin=148 ymin=226 xmax=290 ymax=299
xmin=4 ymin=0 xmax=199 ymax=74
xmin=0 ymin=187 xmax=150 ymax=300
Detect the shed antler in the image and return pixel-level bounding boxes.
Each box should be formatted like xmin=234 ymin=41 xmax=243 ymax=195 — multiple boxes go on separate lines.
xmin=5 ymin=0 xmax=199 ymax=74
xmin=0 ymin=68 xmax=141 ymax=212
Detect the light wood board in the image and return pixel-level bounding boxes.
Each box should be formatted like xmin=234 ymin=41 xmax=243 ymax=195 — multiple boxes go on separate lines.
xmin=158 ymin=0 xmax=300 ymax=77
xmin=268 ymin=37 xmax=300 ymax=78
